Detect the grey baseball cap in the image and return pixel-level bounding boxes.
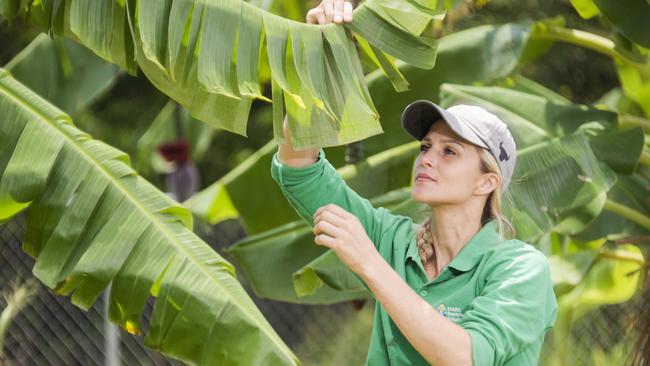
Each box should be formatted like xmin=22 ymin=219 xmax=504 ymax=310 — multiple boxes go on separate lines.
xmin=401 ymin=100 xmax=517 ymax=190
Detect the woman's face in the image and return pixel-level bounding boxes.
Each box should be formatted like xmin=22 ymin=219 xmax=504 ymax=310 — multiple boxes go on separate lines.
xmin=411 ymin=119 xmax=492 ymax=206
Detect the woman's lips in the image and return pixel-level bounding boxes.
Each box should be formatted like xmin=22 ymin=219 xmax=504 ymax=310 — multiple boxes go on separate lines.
xmin=415 ymin=174 xmax=435 ymax=183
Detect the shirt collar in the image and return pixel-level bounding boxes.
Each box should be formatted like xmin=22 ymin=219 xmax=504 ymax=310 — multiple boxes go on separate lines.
xmin=406 ymin=219 xmax=501 ymax=272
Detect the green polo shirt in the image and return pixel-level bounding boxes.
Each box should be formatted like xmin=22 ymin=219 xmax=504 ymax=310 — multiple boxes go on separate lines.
xmin=271 ymin=148 xmax=557 ymax=366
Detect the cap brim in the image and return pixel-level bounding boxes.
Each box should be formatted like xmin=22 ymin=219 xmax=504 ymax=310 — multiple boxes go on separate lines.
xmin=401 ymin=100 xmax=489 ymax=149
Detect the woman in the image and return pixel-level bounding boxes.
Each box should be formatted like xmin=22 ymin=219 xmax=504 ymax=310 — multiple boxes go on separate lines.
xmin=271 ymin=2 xmax=557 ymax=365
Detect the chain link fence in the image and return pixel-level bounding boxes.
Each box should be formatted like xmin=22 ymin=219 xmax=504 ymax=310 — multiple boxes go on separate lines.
xmin=1 ymin=214 xmax=646 ymax=365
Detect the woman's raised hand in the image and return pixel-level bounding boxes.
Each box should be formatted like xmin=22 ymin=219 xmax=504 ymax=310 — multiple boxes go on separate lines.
xmin=306 ymin=0 xmax=354 ymax=25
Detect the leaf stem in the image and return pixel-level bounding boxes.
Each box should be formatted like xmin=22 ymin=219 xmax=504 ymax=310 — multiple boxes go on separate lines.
xmin=598 ymin=250 xmax=645 ymax=266
xmin=604 ymin=199 xmax=650 ymax=230
xmin=619 ymin=114 xmax=650 ymax=133
xmin=532 ymin=25 xmax=649 ymax=69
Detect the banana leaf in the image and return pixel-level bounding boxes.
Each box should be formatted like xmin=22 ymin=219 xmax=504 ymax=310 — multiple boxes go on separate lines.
xmin=574 ymin=166 xmax=650 ymax=241
xmin=0 ymin=69 xmax=299 ymax=366
xmin=1 ymin=0 xmax=441 ymax=150
xmin=5 ymin=33 xmax=119 ymax=114
xmin=186 ymin=21 xmax=539 ymax=232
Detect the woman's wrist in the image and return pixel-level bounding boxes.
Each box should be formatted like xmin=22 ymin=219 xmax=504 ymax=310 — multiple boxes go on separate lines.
xmin=358 ymin=249 xmax=389 ymax=285
xmin=277 ymin=144 xmax=320 ymax=167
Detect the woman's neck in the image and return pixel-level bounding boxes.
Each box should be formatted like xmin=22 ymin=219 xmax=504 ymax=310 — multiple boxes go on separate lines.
xmin=428 ymin=205 xmax=483 ymax=274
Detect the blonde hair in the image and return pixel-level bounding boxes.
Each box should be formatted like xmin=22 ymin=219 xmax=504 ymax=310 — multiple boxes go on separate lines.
xmin=416 ymin=146 xmax=515 ymax=265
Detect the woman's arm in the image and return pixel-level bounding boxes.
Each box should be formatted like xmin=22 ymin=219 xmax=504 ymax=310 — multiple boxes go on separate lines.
xmin=277 ymin=115 xmax=320 ymax=167
xmin=278 ymin=0 xmax=353 ymax=167
xmin=313 ymin=205 xmax=472 ymax=366
xmin=362 ymin=257 xmax=473 ymax=366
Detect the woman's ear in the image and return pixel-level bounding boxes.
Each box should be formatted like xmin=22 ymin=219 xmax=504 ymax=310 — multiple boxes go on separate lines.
xmin=475 ymin=172 xmax=499 ymax=196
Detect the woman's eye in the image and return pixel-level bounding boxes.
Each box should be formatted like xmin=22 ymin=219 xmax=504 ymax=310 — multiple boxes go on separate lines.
xmin=444 ymin=147 xmax=456 ymax=155
xmin=419 ymin=145 xmax=429 ymax=152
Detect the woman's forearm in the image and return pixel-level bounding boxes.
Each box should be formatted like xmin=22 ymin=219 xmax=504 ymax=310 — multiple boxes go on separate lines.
xmin=360 ymin=256 xmax=473 ymax=366
xmin=277 ymin=115 xmax=320 ymax=167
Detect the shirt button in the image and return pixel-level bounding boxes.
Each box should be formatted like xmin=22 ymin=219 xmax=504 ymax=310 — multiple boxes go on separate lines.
xmin=420 ymin=290 xmax=428 ymax=296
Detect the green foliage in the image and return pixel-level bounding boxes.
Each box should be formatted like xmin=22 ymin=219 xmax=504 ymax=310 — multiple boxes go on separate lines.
xmin=0 ymin=70 xmax=299 ymax=365
xmin=0 ymin=0 xmax=443 ymax=149
xmin=5 ymin=33 xmax=119 ymax=114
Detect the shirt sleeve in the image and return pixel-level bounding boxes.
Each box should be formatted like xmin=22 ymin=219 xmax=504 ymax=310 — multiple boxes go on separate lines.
xmin=457 ymin=248 xmax=558 ymax=366
xmin=270 ymin=147 xmax=401 ymax=249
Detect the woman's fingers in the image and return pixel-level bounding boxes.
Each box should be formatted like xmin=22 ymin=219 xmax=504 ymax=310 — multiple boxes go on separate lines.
xmin=334 ymin=0 xmax=345 ymax=23
xmin=323 ymin=0 xmax=335 ymax=23
xmin=343 ymin=1 xmax=353 ymax=22
xmin=314 ymin=232 xmax=337 ymax=248
xmin=306 ymin=7 xmax=326 ymax=24
xmin=306 ymin=0 xmax=353 ymax=24
xmin=313 ymin=220 xmax=341 ymax=239
xmin=314 ymin=210 xmax=347 ymax=228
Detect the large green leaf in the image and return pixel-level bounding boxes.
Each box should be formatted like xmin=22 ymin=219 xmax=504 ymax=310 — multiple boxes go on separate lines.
xmin=493 ymin=74 xmax=569 ymax=103
xmin=2 ymin=0 xmax=441 ymax=150
xmin=186 ymin=21 xmax=538 ymax=231
xmin=0 ymin=69 xmax=299 ymax=366
xmin=5 ymin=33 xmax=119 ymax=114
xmin=574 ymin=167 xmax=650 ymax=241
xmin=503 ymin=132 xmax=618 ymax=241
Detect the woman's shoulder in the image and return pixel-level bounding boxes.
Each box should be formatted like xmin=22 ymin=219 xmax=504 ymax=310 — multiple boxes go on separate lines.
xmin=484 ymin=238 xmax=552 ymax=276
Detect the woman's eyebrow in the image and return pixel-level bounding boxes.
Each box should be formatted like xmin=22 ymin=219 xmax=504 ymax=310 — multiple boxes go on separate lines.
xmin=421 ymin=137 xmax=465 ymax=148
xmin=442 ymin=138 xmax=465 ymax=148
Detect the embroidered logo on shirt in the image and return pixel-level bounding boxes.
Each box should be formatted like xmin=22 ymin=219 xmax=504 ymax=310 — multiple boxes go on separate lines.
xmin=437 ymin=304 xmax=448 ymax=318
xmin=436 ymin=303 xmax=464 ymax=322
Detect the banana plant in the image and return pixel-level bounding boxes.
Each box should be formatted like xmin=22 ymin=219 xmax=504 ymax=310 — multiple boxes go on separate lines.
xmin=185 ymin=20 xmax=541 ymax=233
xmin=0 ymin=0 xmax=445 ymax=149
xmin=0 ymin=69 xmax=300 ymax=365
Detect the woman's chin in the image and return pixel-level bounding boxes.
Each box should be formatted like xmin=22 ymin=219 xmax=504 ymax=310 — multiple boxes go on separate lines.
xmin=411 ymin=191 xmax=437 ymax=204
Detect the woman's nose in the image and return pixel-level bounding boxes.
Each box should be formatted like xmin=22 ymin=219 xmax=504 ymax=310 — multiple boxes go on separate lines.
xmin=420 ymin=151 xmax=434 ymax=168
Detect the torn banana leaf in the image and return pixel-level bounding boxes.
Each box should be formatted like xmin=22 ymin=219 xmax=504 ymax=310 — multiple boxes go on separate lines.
xmin=1 ymin=0 xmax=441 ymax=149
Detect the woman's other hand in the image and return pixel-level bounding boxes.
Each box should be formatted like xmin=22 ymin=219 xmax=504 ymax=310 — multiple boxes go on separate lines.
xmin=306 ymin=0 xmax=354 ymax=25
xmin=313 ymin=203 xmax=382 ymax=277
